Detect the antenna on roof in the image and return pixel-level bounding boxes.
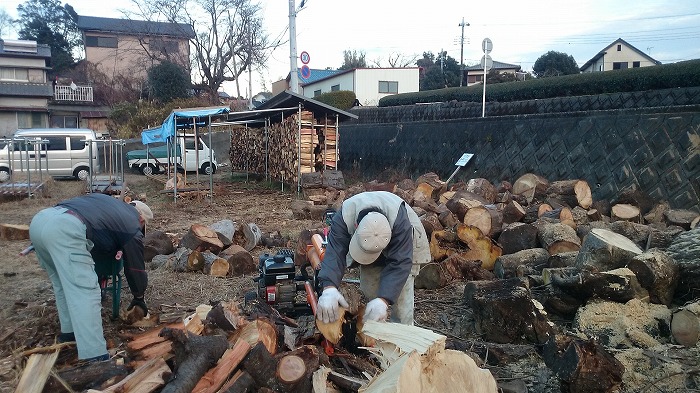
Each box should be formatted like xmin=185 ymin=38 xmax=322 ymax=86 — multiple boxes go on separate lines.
xmin=647 ymin=47 xmax=653 ymax=55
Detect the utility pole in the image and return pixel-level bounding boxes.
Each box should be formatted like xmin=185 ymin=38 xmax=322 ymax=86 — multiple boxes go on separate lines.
xmin=288 ymin=0 xmax=299 ymax=93
xmin=458 ymin=17 xmax=469 ymax=87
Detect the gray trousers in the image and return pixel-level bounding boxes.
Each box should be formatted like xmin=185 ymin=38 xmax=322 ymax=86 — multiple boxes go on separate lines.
xmin=360 ymin=263 xmax=417 ymax=325
xmin=29 ymin=207 xmax=107 ymax=360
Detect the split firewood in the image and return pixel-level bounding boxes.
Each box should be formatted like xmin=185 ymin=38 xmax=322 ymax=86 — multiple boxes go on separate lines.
xmin=626 ymin=249 xmax=678 ymax=306
xmin=494 ymin=248 xmax=550 ymax=279
xmin=543 ymin=335 xmax=623 ymax=393
xmin=315 ymin=307 xmax=347 ymax=345
xmin=502 ymin=200 xmax=526 ymax=224
xmin=50 ymin=359 xmax=129 ymax=392
xmin=611 ymin=203 xmax=642 ymax=223
xmin=455 ymin=224 xmax=503 ymax=270
xmin=231 ymin=318 xmax=279 ymax=355
xmin=543 ymin=267 xmax=648 ymax=303
xmin=536 ymin=222 xmax=581 ymax=255
xmin=179 ymin=224 xmax=224 ymax=254
xmin=206 ymin=300 xmax=248 ymax=331
xmin=465 ymin=178 xmax=498 ymax=204
xmin=465 ymin=278 xmax=552 ymax=344
xmin=463 ymin=204 xmax=503 ymax=238
xmin=172 ymin=248 xmax=205 ymax=272
xmin=327 ymin=370 xmax=367 ymax=392
xmin=201 ymin=250 xmax=230 ymax=277
xmin=219 ymin=370 xmax=256 ymax=393
xmin=0 ymin=223 xmax=30 ymax=240
xmin=86 ymin=357 xmax=170 ymax=393
xmin=127 ymin=314 xmax=204 ymax=363
xmin=664 ymin=228 xmax=700 ymax=303
xmin=220 ymin=245 xmax=257 ymax=276
xmin=284 ymin=315 xmax=316 ymax=350
xmin=575 ymin=228 xmax=643 ymax=272
xmin=512 ymin=173 xmax=549 ymax=204
xmin=546 ymin=179 xmax=593 ymax=209
xmin=498 ymin=222 xmax=539 ymax=255
xmin=14 ymin=351 xmax=59 ymax=393
xmin=209 ymin=219 xmax=236 ymax=243
xmin=671 ymin=301 xmax=700 ymax=347
xmin=159 ymin=328 xmax=229 ymax=393
xmin=663 ymin=208 xmax=700 ymax=230
xmin=412 ymin=197 xmax=440 ymax=214
xmin=191 ymin=339 xmax=252 ymax=393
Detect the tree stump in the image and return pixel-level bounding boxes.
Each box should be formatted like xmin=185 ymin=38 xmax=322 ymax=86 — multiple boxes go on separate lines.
xmin=575 ymin=228 xmax=642 ymax=272
xmin=626 ymin=249 xmax=678 ymax=306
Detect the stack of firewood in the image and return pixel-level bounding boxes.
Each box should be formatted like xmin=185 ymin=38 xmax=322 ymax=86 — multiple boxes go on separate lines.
xmin=229 ymin=111 xmax=339 ymax=184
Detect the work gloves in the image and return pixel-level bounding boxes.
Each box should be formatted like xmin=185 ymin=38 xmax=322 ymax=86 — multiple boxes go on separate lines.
xmin=364 ymin=298 xmax=389 ymax=322
xmin=128 ymin=297 xmax=148 ymax=316
xmin=317 ymin=287 xmax=349 ymax=323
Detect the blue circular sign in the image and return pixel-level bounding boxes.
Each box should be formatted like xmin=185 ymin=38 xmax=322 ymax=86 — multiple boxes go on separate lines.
xmin=300 ymin=65 xmax=311 ymax=79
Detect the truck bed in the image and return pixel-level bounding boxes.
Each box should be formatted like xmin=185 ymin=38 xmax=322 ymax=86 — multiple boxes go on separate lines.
xmin=126 ymin=144 xmax=181 ymax=160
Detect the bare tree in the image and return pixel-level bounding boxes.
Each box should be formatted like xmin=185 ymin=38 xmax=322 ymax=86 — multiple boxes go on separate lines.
xmin=129 ymin=0 xmax=271 ymax=102
xmin=0 ymin=9 xmax=15 ymax=38
xmin=370 ymin=52 xmax=419 ymax=68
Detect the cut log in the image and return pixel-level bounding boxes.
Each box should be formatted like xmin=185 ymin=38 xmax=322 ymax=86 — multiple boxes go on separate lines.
xmin=232 ymin=318 xmax=279 ymax=356
xmin=512 ymin=173 xmax=549 ymax=204
xmin=191 ymin=339 xmax=252 ymax=393
xmin=665 ymin=228 xmax=700 ymax=302
xmin=540 ymin=207 xmax=575 ymax=229
xmin=222 ymin=245 xmax=257 ymax=276
xmin=455 ymin=224 xmax=503 ymax=270
xmin=465 ymin=178 xmax=498 ymax=204
xmin=616 ymin=188 xmax=655 ymax=215
xmin=206 ymin=300 xmax=248 ymax=331
xmin=494 ymin=248 xmax=550 ymax=279
xmin=413 ymin=172 xmax=446 ymax=202
xmin=179 ymin=224 xmax=224 ymax=253
xmin=201 ymin=250 xmax=230 ymax=277
xmin=609 ymin=220 xmax=651 ymax=250
xmin=429 ymin=230 xmax=462 ymax=262
xmin=643 ymin=202 xmax=670 ymax=224
xmin=575 ymin=228 xmax=643 ymax=272
xmin=363 ymin=180 xmax=396 ymax=192
xmin=291 ymin=200 xmax=328 ymax=220
xmin=159 ymin=328 xmax=229 ymax=393
xmin=14 ymin=351 xmax=59 ymax=393
xmin=611 ymin=204 xmax=641 ymax=223
xmin=546 ymin=180 xmax=593 ymax=209
xmin=536 ymin=222 xmax=581 ymax=255
xmin=0 ymin=223 xmax=30 ymax=240
xmin=127 ymin=314 xmax=204 ymax=359
xmin=463 ymin=204 xmax=503 ymax=238
xmin=671 ymin=301 xmax=700 ymax=347
xmin=664 ymin=209 xmax=700 ymax=230
xmin=626 ymin=249 xmax=678 ymax=306
xmin=419 ymin=212 xmax=442 ymax=239
xmin=209 ymin=219 xmax=236 ymax=243
xmin=548 ymin=251 xmax=578 ymax=268
xmin=144 ymin=230 xmax=176 ymax=262
xmin=444 ymin=192 xmax=488 ymax=221
xmin=464 ymin=278 xmax=552 ymax=344
xmin=414 ymin=256 xmax=493 ymax=289
xmin=498 ymin=222 xmax=538 ymax=255
xmin=543 ymin=335 xmax=623 ymax=393
xmin=87 ymin=357 xmax=170 ymax=393
xmin=53 ymin=360 xmax=129 ymax=392
xmin=437 ymin=209 xmax=460 ymax=229
xmin=544 ymin=267 xmax=648 ymax=303
xmin=502 ymin=200 xmax=526 ymax=224
xmin=242 ymin=223 xmax=262 ymax=251
xmin=243 ymin=342 xmax=320 ymax=393
xmin=172 ymin=248 xmax=205 ymax=272
xmin=219 ymin=370 xmax=255 ymax=393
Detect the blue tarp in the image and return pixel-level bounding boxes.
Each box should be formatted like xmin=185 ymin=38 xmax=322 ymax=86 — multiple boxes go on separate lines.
xmin=141 ymin=107 xmax=230 ymax=145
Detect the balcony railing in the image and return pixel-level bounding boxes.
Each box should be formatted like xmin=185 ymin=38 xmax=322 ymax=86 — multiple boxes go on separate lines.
xmin=54 ymin=84 xmax=93 ymax=102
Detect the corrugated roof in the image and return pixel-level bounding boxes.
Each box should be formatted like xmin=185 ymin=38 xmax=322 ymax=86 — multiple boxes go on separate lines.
xmin=0 ymin=82 xmax=53 ymax=97
xmin=0 ymin=41 xmax=51 ymax=58
xmin=225 ymin=91 xmax=357 ymax=124
xmin=77 ymin=15 xmax=196 ymax=39
xmin=464 ymin=60 xmax=521 ymax=71
xmin=293 ymin=68 xmax=341 ymax=84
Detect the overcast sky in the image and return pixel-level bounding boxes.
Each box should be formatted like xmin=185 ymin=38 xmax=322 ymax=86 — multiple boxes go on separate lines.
xmin=2 ymin=0 xmax=699 ymax=96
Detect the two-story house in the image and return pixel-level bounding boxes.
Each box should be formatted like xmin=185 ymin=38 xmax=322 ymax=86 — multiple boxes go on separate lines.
xmin=463 ymin=60 xmax=522 ymax=86
xmin=299 ymin=67 xmax=420 ymax=106
xmin=0 ymin=39 xmax=53 ymax=137
xmin=76 ymin=15 xmax=195 ymax=86
xmin=580 ymin=38 xmax=660 ymax=73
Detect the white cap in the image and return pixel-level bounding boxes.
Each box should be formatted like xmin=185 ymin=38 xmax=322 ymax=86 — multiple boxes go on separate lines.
xmin=130 ymin=200 xmax=153 ymax=223
xmin=349 ymin=212 xmax=391 ymax=264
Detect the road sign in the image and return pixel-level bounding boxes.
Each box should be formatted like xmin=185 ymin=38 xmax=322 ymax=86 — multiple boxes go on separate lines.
xmin=300 ymin=51 xmax=310 ymax=64
xmin=454 ymin=153 xmax=474 ymax=167
xmin=482 ymin=38 xmax=493 ymax=54
xmin=300 ymin=65 xmax=311 ymax=79
xmin=481 ymin=55 xmax=493 ymax=71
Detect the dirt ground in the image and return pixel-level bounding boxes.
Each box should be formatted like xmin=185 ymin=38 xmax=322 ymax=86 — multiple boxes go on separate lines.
xmin=0 ymin=169 xmax=694 ymax=392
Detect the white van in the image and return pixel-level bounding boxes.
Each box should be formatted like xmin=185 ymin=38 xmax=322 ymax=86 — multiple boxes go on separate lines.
xmin=126 ymin=133 xmax=217 ymax=175
xmin=0 ymin=128 xmax=100 ymax=182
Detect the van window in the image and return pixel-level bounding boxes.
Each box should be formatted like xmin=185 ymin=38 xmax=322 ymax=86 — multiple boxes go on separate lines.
xmin=70 ymin=136 xmax=87 ymax=151
xmin=43 ymin=136 xmax=67 ymax=151
xmin=184 ymin=138 xmax=204 ymax=150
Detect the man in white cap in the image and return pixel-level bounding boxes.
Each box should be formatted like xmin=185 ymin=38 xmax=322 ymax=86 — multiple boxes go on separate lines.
xmin=317 ymin=191 xmax=430 ymax=325
xmin=29 ymin=193 xmax=153 ymax=362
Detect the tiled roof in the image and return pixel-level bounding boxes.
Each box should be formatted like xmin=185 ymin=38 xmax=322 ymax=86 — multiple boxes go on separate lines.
xmin=464 ymin=60 xmax=521 ymax=71
xmin=0 ymin=82 xmax=53 ymax=97
xmin=77 ymin=15 xmax=196 ymax=39
xmin=0 ymin=41 xmax=51 ymax=58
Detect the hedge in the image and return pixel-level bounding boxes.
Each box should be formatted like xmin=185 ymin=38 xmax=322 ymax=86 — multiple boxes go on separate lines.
xmin=315 ymin=90 xmax=357 ymax=111
xmin=379 ymin=59 xmax=700 ymax=107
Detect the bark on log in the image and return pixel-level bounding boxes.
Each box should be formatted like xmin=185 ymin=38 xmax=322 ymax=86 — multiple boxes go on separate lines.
xmin=413 ymin=172 xmax=446 ymax=202
xmin=53 ymin=358 xmax=130 ymax=392
xmin=88 ymin=357 xmax=170 ymax=393
xmin=540 ymin=207 xmax=575 ymax=229
xmin=438 ymin=209 xmax=460 ymax=229
xmin=455 ymin=224 xmax=503 ymax=270
xmin=202 ymin=250 xmax=230 ymax=277
xmin=643 ymin=202 xmax=670 ymax=225
xmin=179 ymin=224 xmax=224 ymax=254
xmin=222 ymin=245 xmax=257 ymax=276
xmin=502 ymin=200 xmax=526 ymax=224
xmin=611 ymin=204 xmax=642 ymax=223
xmin=494 ymin=248 xmax=550 ymax=279
xmin=609 ymin=221 xmax=651 ymax=250
xmin=232 ymin=318 xmax=279 ymax=356
xmin=465 ymin=278 xmax=552 ymax=344
xmin=575 ymin=228 xmax=643 ymax=272
xmin=206 ymin=300 xmax=248 ymax=331
xmin=429 ymin=230 xmax=462 ymax=262
xmin=548 ymin=252 xmax=578 ymax=268
xmin=463 ymin=204 xmax=503 ymax=238
xmin=543 ymin=335 xmax=624 ymax=393
xmin=616 ymin=188 xmax=655 ymax=215
xmin=191 ymin=340 xmax=252 ymax=393
xmin=144 ymin=230 xmax=176 ymax=262
xmin=414 ymin=256 xmax=494 ymax=289
xmin=543 ymin=267 xmax=648 ymax=303
xmin=159 ymin=328 xmax=229 ymax=393
xmin=664 ymin=209 xmax=700 ymax=230
xmin=419 ymin=212 xmax=442 ymax=239
xmin=498 ymin=222 xmax=539 ymax=255
xmin=665 ymin=228 xmax=700 ymax=302
xmin=444 ymin=194 xmax=487 ymax=221
xmin=220 ymin=370 xmax=255 ymax=393
xmin=0 ymin=223 xmax=30 ymax=240
xmin=172 ymin=248 xmax=205 ymax=272
xmin=626 ymin=249 xmax=678 ymax=306
xmin=512 ymin=173 xmax=549 ymax=204
xmin=465 ymin=178 xmax=498 ymax=204
xmin=671 ymin=301 xmax=700 ymax=347
xmin=536 ymin=222 xmax=581 ymax=255
xmin=243 ymin=342 xmax=320 ymax=393
xmin=546 ymin=180 xmax=593 ymax=209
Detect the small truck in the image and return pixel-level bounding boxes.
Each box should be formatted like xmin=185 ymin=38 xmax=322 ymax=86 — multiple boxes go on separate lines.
xmin=126 ymin=134 xmax=217 ymax=175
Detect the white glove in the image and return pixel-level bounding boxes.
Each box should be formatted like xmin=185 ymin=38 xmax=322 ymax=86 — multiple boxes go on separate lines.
xmin=317 ymin=287 xmax=349 ymax=324
xmin=364 ymin=298 xmax=389 ymax=322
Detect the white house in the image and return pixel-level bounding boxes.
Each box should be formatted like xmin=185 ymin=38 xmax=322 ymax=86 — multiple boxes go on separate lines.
xmin=580 ymin=38 xmax=660 ymax=73
xmin=300 ymin=68 xmax=420 ymax=106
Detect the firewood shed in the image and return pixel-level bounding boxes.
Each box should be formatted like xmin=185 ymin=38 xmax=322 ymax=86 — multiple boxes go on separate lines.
xmin=219 ymin=91 xmax=357 ymax=192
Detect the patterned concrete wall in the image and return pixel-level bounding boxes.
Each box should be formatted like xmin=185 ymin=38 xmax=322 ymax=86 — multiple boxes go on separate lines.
xmin=339 ymin=106 xmax=700 ymax=212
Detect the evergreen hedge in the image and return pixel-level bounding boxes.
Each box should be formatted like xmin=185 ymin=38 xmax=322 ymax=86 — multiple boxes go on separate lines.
xmin=315 ymin=90 xmax=357 ymax=110
xmin=379 ymin=59 xmax=700 ymax=107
